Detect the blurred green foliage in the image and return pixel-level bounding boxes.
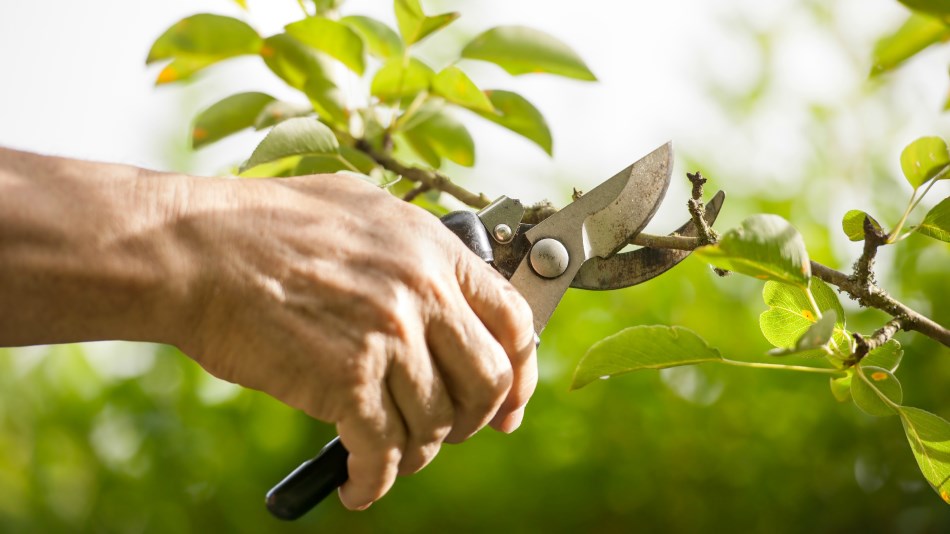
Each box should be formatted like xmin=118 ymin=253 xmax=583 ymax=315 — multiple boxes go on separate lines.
xmin=2 ymin=0 xmax=950 ymax=532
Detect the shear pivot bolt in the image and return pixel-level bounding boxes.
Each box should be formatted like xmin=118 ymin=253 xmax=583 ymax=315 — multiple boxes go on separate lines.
xmin=530 ymin=238 xmax=569 ymax=279
xmin=493 ymin=223 xmax=513 ymax=243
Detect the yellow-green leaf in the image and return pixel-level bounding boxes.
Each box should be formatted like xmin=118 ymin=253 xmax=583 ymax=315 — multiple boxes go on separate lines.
xmin=340 ymin=16 xmax=404 ymax=59
xmin=852 ymin=366 xmax=902 ymax=417
xmin=303 ymin=77 xmax=347 ymax=126
xmin=394 ymin=0 xmax=459 ymax=45
xmin=571 ymin=326 xmax=722 ymax=390
xmin=861 ymin=340 xmax=903 ymax=372
xmin=475 ymin=90 xmax=552 ymax=155
xmin=432 ymin=67 xmax=494 ymax=113
xmin=901 ymin=136 xmax=950 ymax=189
xmin=695 ymin=214 xmax=812 ymax=287
xmin=403 ymin=110 xmax=475 ymax=167
xmin=461 ymin=26 xmax=596 ymax=81
xmin=192 ymin=92 xmax=276 ymax=149
xmin=871 ymin=13 xmax=950 ymax=76
xmin=841 ymin=210 xmax=883 ymax=241
xmin=260 ymin=33 xmax=334 ymax=91
xmin=285 ymin=17 xmax=366 ymax=75
xmin=371 ymin=57 xmax=434 ymax=102
xmin=916 ymin=196 xmax=950 ymax=242
xmin=147 ymin=14 xmax=262 ymax=83
xmin=830 ymin=374 xmax=853 ymax=402
xmin=767 ymin=310 xmax=837 ymax=357
xmin=898 ymin=407 xmax=950 ymax=506
xmin=243 ymin=117 xmax=339 ymax=172
xmin=253 ymin=100 xmax=313 ymax=130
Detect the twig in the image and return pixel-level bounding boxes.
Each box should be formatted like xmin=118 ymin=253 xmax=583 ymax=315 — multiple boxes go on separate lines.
xmin=632 ymin=233 xmax=700 ymax=251
xmin=853 ymin=317 xmax=908 ymax=361
xmin=355 ymin=139 xmax=491 ymax=208
xmin=852 ymin=215 xmax=886 ymax=288
xmin=686 ymin=172 xmax=719 ymax=245
xmin=402 ymin=183 xmax=431 ymax=203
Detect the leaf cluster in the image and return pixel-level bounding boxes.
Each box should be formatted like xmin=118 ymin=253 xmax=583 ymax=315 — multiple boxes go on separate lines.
xmin=148 ymin=0 xmax=597 ymax=191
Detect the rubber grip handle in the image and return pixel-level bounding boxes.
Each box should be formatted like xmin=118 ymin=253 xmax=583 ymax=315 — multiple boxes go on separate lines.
xmin=264 ymin=211 xmax=492 ymax=520
xmin=266 ymin=437 xmax=349 ymax=520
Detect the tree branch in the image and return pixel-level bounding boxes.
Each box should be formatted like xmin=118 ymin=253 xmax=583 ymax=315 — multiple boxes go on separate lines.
xmin=853 ymin=317 xmax=907 ymax=361
xmin=808 ymin=262 xmax=949 ymax=347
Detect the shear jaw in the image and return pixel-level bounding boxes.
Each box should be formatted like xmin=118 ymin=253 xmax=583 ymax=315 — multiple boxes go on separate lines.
xmin=501 ymin=143 xmax=675 ymax=332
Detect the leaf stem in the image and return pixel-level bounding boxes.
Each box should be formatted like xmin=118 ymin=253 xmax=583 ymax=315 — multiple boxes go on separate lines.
xmin=721 ymin=358 xmax=845 ymax=376
xmin=296 ymin=0 xmax=311 ymax=17
xmin=805 ymin=286 xmax=823 ymax=320
xmin=889 ymin=192 xmax=918 ymax=244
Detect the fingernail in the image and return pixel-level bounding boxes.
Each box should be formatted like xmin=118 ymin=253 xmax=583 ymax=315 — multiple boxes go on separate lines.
xmin=501 ymin=407 xmax=525 ymax=433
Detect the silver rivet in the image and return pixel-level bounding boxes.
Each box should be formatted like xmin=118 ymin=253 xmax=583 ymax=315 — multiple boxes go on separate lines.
xmin=493 ymin=223 xmax=513 ymax=243
xmin=529 ymin=238 xmax=570 ymax=278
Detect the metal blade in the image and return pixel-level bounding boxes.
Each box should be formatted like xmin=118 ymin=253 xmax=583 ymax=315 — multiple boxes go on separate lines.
xmin=507 ymin=143 xmax=674 ymax=332
xmin=571 ymin=190 xmax=725 ymax=290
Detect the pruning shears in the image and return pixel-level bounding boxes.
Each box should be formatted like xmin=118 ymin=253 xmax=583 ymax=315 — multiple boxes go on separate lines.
xmin=265 ymin=142 xmax=725 ymax=520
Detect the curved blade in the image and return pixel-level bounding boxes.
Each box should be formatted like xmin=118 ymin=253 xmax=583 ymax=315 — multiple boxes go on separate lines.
xmin=509 ymin=143 xmax=673 ymax=332
xmin=571 ymin=190 xmax=725 ymax=290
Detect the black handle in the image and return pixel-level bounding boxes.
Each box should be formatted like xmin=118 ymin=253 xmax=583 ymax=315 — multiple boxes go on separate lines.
xmin=264 ymin=211 xmax=493 ymax=520
xmin=265 ymin=437 xmax=349 ymax=520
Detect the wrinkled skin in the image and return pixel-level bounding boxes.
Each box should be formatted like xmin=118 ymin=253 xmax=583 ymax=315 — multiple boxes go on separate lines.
xmin=0 ymin=148 xmax=538 ymax=510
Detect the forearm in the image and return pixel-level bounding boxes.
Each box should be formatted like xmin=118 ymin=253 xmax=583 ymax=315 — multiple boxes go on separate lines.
xmin=0 ymin=148 xmax=196 ymax=346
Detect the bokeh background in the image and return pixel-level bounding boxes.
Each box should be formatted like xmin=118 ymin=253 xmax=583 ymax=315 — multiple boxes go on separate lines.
xmin=2 ymin=0 xmax=950 ymax=532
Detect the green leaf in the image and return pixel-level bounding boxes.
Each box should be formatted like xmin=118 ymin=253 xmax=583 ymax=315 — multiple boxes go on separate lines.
xmin=394 ymin=0 xmax=460 ymax=45
xmin=285 ymin=17 xmax=366 ymax=75
xmin=243 ymin=117 xmax=339 ymax=172
xmin=852 ymin=366 xmax=902 ymax=417
xmin=253 ymin=100 xmax=313 ymax=130
xmin=841 ymin=210 xmax=883 ymax=242
xmin=759 ymin=279 xmax=846 ymax=359
xmin=432 ymin=67 xmax=494 ymax=113
xmin=294 ymin=147 xmax=378 ymax=177
xmin=830 ymin=374 xmax=853 ymax=403
xmin=475 ymin=90 xmax=552 ymax=155
xmin=371 ymin=57 xmax=435 ymax=102
xmin=294 ymin=156 xmax=350 ymax=175
xmin=695 ymin=214 xmax=812 ymax=287
xmin=768 ymin=310 xmax=837 ymax=357
xmin=303 ymin=78 xmax=347 ymax=126
xmin=461 ymin=26 xmax=596 ymax=81
xmin=861 ymin=340 xmax=904 ymax=372
xmin=147 ymin=14 xmax=262 ymax=83
xmin=154 ymin=57 xmax=220 ymax=85
xmin=339 ymin=146 xmax=378 ymax=174
xmin=191 ymin=92 xmax=276 ymax=149
xmin=871 ymin=13 xmax=950 ymax=76
xmin=571 ymin=326 xmax=722 ymax=390
xmin=899 ymin=0 xmax=950 ymax=18
xmin=340 ymin=16 xmax=404 ymax=59
xmin=916 ymin=196 xmax=950 ymax=242
xmin=901 ymin=136 xmax=950 ymax=188
xmin=898 ymin=407 xmax=950 ymax=506
xmin=403 ymin=110 xmax=475 ymax=167
xmin=260 ymin=33 xmax=334 ymax=91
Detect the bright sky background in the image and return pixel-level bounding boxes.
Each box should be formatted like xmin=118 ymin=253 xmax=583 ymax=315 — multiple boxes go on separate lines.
xmin=1 ymin=0 xmax=948 ymax=230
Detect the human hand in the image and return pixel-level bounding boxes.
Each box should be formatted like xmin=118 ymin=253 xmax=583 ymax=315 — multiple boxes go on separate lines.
xmin=174 ymin=174 xmax=537 ymax=510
